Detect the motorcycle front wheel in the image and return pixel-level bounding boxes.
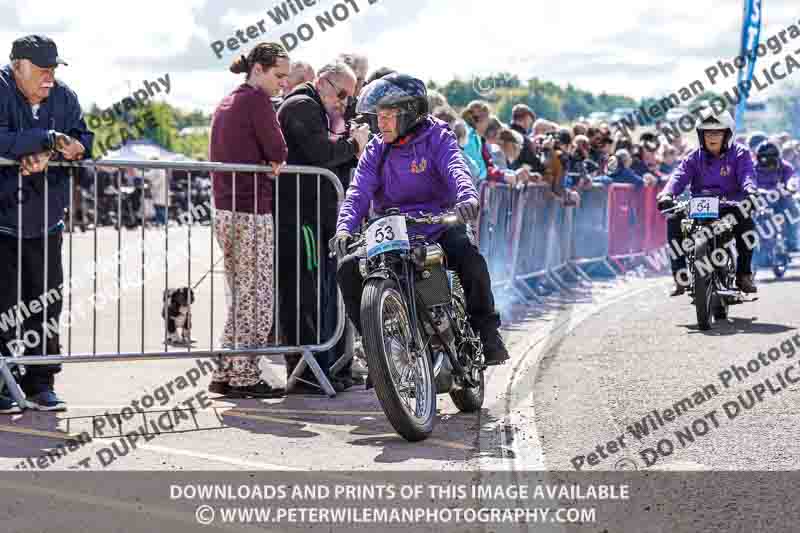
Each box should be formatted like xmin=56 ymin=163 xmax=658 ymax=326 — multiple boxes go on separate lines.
xmin=361 ymin=278 xmax=436 ymax=442
xmin=693 ymin=239 xmax=713 ymax=330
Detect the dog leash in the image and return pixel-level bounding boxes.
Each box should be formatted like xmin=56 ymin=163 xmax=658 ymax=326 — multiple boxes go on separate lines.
xmin=190 ymin=256 xmax=225 ymax=291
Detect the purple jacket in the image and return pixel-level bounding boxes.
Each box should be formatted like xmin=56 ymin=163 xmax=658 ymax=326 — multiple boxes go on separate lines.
xmin=663 ymin=143 xmax=756 ymax=201
xmin=754 ymin=159 xmax=794 ymax=190
xmin=336 ymin=117 xmax=478 ymax=240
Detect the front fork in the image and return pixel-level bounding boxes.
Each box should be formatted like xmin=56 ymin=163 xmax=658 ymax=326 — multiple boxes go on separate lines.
xmin=401 ymin=258 xmax=424 ymax=355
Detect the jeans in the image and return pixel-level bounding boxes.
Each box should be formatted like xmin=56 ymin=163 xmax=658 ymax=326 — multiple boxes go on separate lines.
xmin=154 ymin=205 xmax=167 ymax=225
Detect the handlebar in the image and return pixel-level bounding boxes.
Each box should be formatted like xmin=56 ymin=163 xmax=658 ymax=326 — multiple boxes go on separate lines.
xmin=329 ymin=210 xmax=464 ymax=258
xmin=405 ymin=211 xmax=461 ymax=226
xmin=659 ymin=197 xmax=743 ymax=216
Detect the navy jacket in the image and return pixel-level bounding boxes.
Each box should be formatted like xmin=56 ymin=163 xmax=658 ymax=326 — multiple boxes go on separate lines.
xmin=0 ymin=64 xmax=93 ymax=238
xmin=594 ymin=166 xmax=644 ymax=187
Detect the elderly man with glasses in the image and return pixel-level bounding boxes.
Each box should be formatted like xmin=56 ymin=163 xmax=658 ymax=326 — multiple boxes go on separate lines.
xmin=0 ymin=35 xmax=93 ymax=413
xmin=276 ymin=61 xmax=370 ymax=394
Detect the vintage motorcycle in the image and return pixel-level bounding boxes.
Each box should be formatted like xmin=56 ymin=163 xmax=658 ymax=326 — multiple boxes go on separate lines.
xmin=341 ymin=209 xmax=485 ymax=442
xmin=661 ymin=193 xmax=756 ymax=331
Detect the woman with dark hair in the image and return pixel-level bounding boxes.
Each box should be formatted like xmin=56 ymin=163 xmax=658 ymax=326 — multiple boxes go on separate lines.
xmin=208 ymin=42 xmax=291 ymax=398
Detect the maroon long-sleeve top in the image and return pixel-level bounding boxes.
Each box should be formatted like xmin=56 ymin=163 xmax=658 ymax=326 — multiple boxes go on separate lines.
xmin=209 ymin=83 xmax=288 ymax=214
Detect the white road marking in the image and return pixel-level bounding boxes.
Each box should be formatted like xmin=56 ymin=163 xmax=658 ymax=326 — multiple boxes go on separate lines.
xmin=0 ymin=423 xmax=82 ymax=441
xmin=137 ymin=443 xmax=303 ymax=470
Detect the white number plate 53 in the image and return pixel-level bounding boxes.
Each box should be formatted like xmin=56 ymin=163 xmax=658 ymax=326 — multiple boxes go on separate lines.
xmin=366 ymin=215 xmax=410 ymax=258
xmin=689 ymin=196 xmax=720 ymax=219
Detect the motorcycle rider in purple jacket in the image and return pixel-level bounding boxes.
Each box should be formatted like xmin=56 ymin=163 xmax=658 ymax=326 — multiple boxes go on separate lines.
xmin=331 ymin=74 xmax=509 ymax=366
xmin=658 ymin=112 xmax=759 ymax=296
xmin=753 ymin=141 xmax=798 ymax=251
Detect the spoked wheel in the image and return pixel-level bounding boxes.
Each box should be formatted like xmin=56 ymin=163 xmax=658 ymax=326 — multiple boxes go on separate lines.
xmin=693 ymin=240 xmax=713 ymax=331
xmin=448 ymin=291 xmax=485 ymax=413
xmin=712 ymin=248 xmax=735 ymax=321
xmin=361 ymin=278 xmax=435 ymax=442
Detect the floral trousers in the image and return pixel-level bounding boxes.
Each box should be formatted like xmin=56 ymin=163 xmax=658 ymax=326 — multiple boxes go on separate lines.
xmin=212 ymin=210 xmax=274 ymax=387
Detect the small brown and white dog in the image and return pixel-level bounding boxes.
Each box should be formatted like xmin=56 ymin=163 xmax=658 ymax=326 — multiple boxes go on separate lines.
xmin=162 ymin=288 xmax=195 ymax=346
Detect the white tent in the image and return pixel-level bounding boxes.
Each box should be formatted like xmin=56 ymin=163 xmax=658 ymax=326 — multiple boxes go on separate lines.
xmin=102 ymin=138 xmax=191 ymax=162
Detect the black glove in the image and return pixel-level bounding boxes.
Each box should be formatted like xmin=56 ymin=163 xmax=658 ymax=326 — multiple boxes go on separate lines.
xmin=455 ymin=198 xmax=480 ymax=222
xmin=657 ymin=194 xmax=675 ymax=211
xmin=329 ymin=231 xmax=352 ymax=259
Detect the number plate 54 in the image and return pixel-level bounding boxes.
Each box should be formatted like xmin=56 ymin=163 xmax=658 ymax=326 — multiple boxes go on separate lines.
xmin=689 ymin=196 xmax=720 ymax=219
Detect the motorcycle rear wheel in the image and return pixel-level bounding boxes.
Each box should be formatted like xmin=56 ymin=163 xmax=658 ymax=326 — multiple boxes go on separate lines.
xmin=449 ymin=293 xmax=485 ymax=413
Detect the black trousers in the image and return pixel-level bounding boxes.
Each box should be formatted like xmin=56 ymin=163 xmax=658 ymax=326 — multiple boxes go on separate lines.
xmin=337 ymin=224 xmax=501 ymax=338
xmin=667 ymin=206 xmax=755 ymax=275
xmin=0 ymin=233 xmax=63 ymax=392
xmin=276 ymin=178 xmax=346 ymax=381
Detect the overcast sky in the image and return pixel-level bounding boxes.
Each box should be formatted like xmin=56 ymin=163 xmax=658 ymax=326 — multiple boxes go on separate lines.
xmin=0 ymin=0 xmax=798 ymax=114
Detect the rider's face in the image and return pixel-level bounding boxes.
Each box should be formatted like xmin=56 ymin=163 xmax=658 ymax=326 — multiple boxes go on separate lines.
xmin=378 ymin=108 xmax=400 ymax=143
xmin=704 ymin=130 xmax=725 ymax=153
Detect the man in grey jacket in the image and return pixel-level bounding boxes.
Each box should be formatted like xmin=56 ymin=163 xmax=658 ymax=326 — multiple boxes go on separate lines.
xmin=0 ymin=35 xmax=93 ymax=413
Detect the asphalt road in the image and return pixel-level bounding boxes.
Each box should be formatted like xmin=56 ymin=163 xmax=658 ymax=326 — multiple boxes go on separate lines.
xmin=537 ymin=260 xmax=800 ymax=472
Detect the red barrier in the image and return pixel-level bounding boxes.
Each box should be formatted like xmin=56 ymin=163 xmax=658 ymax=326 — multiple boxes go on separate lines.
xmin=642 ymin=183 xmax=667 ymax=251
xmin=607 ymin=184 xmax=644 ymax=258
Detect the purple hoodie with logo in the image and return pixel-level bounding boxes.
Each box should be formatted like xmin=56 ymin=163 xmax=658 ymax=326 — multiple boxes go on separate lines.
xmin=663 ymin=143 xmax=756 ymax=201
xmin=336 ymin=116 xmax=478 ymax=240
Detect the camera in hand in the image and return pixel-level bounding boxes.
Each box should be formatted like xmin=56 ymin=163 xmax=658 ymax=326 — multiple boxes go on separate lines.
xmin=351 ymin=113 xmax=378 ymax=136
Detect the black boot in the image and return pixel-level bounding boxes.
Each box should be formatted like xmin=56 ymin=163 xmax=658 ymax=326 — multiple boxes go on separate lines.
xmin=481 ymin=328 xmax=510 ymax=366
xmin=670 ymin=272 xmax=686 ymax=296
xmin=737 ymin=273 xmax=757 ymax=294
xmin=227 ymin=380 xmax=286 ymax=399
xmin=208 ymin=381 xmax=230 ymax=395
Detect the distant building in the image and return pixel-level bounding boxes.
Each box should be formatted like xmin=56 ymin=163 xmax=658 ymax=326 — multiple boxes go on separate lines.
xmin=178 ymin=126 xmax=211 ymax=137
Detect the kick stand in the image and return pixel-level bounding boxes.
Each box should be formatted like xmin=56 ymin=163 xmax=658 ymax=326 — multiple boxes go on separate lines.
xmin=286 ymin=349 xmax=337 ymax=397
xmin=0 ymin=357 xmax=28 ymax=409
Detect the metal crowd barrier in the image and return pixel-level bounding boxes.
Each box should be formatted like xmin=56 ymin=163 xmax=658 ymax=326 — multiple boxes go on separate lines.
xmin=475 ymin=180 xmax=669 ymax=306
xmin=0 ymin=158 xmax=348 ymax=408
xmin=477 ymin=181 xmax=516 ymax=288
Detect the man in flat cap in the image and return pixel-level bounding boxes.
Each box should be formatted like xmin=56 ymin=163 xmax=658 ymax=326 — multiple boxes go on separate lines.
xmin=0 ymin=35 xmax=93 ymax=413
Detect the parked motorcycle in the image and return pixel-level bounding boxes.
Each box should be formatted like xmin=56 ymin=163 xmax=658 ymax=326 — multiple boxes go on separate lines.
xmin=340 ymin=209 xmax=485 ymax=441
xmin=170 ymin=173 xmax=212 ymax=224
xmin=661 ymin=193 xmax=756 ymax=330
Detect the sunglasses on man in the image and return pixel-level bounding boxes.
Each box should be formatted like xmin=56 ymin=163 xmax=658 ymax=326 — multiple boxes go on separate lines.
xmin=324 ymin=77 xmax=352 ymax=105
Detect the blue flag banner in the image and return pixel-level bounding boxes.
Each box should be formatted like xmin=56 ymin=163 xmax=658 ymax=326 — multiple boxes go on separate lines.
xmin=735 ymin=0 xmax=763 ymax=132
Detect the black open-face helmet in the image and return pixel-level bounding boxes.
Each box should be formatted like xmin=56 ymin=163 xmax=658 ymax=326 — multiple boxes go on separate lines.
xmin=355 ymin=73 xmax=428 ymax=141
xmin=756 ymin=141 xmax=781 ymax=170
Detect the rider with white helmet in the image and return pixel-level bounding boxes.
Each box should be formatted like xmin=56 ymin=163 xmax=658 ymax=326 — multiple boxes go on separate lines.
xmin=658 ymin=110 xmax=759 ymax=295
